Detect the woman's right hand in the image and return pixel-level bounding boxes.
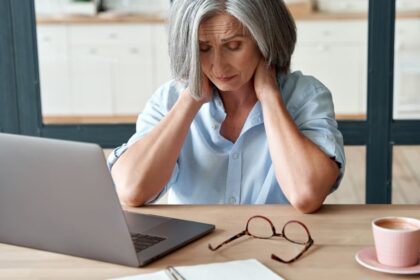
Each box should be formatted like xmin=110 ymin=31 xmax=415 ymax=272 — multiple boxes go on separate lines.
xmin=199 ymin=74 xmax=213 ymax=104
xmin=186 ymin=74 xmax=213 ymax=106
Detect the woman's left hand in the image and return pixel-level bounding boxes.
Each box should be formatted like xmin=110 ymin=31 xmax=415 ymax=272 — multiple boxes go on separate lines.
xmin=253 ymin=57 xmax=279 ymax=100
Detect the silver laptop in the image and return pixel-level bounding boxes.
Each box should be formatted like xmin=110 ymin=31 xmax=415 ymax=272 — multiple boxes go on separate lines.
xmin=0 ymin=133 xmax=214 ymax=267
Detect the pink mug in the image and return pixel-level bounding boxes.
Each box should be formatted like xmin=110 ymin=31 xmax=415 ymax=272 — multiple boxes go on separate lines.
xmin=372 ymin=216 xmax=420 ymax=267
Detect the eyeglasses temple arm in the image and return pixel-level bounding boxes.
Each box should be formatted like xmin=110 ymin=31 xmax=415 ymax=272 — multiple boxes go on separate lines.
xmin=208 ymin=230 xmax=247 ymax=251
xmin=271 ymin=238 xmax=314 ymax=263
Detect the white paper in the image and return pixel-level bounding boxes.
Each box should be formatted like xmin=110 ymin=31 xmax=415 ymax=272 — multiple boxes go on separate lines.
xmin=111 ymin=259 xmax=285 ymax=280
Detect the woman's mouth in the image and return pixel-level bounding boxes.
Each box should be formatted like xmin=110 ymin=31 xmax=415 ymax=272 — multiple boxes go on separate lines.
xmin=216 ymin=75 xmax=236 ymax=82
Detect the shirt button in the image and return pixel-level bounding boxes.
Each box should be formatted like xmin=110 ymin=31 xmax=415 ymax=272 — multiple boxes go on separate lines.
xmin=229 ymin=197 xmax=236 ymax=204
xmin=211 ymin=123 xmax=218 ymax=130
xmin=232 ymin=153 xmax=239 ymax=159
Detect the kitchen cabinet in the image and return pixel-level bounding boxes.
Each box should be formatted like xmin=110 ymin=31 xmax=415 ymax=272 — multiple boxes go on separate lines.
xmin=36 ymin=18 xmax=420 ymax=120
xmin=37 ymin=23 xmax=164 ymax=117
xmin=38 ymin=20 xmax=370 ymax=119
xmin=113 ymin=44 xmax=154 ymax=115
xmin=69 ymin=45 xmax=114 ymax=115
xmin=37 ymin=25 xmax=72 ymax=115
xmin=394 ymin=19 xmax=420 ymax=119
xmin=292 ymin=20 xmax=368 ymax=116
xmin=69 ymin=24 xmax=155 ymax=115
xmin=152 ymin=24 xmax=172 ymax=90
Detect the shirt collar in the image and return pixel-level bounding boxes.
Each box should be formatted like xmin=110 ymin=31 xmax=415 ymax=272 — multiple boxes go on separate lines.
xmin=209 ymin=87 xmax=264 ymax=136
xmin=210 ymin=88 xmax=226 ymax=123
xmin=206 ymin=72 xmax=288 ymax=140
xmin=241 ymin=101 xmax=263 ymax=133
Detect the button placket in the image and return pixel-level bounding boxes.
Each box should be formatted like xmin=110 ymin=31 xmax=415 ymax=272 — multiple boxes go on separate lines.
xmin=225 ymin=149 xmax=242 ymax=204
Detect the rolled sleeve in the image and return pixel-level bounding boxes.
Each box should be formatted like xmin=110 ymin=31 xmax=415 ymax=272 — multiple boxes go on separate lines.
xmin=106 ymin=80 xmax=184 ymax=201
xmin=107 ymin=80 xmax=182 ymax=170
xmin=107 ymin=143 xmax=129 ymax=170
xmin=284 ymin=72 xmax=346 ymax=192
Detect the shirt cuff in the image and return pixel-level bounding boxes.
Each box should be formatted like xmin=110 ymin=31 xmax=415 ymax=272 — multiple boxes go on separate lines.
xmin=107 ymin=143 xmax=129 ymax=170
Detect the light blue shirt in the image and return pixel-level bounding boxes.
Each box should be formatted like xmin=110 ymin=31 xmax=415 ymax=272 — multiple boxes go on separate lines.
xmin=108 ymin=71 xmax=345 ymax=205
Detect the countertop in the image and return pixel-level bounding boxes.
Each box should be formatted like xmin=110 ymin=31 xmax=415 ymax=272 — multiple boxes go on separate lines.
xmin=36 ymin=10 xmax=420 ymax=25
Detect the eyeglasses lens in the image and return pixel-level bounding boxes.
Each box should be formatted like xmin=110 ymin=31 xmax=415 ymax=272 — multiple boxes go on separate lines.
xmin=283 ymin=221 xmax=310 ymax=244
xmin=247 ymin=216 xmax=274 ymax=238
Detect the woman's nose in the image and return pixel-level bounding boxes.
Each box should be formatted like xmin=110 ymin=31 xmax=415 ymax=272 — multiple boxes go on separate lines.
xmin=211 ymin=51 xmax=227 ymax=73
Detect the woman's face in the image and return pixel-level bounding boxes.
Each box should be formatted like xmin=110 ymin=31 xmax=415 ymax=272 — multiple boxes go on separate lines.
xmin=198 ymin=13 xmax=261 ymax=92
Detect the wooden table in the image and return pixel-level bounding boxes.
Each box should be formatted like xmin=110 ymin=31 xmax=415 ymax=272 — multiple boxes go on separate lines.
xmin=0 ymin=205 xmax=419 ymax=279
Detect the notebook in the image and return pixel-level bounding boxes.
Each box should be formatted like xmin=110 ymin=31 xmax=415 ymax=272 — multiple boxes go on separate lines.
xmin=111 ymin=259 xmax=285 ymax=280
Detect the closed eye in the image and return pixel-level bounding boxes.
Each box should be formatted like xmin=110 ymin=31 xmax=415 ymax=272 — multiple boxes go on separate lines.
xmin=226 ymin=41 xmax=242 ymax=51
xmin=199 ymin=43 xmax=211 ymax=52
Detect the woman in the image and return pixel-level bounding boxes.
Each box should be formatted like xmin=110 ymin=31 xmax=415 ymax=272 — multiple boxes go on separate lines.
xmin=108 ymin=0 xmax=345 ymax=213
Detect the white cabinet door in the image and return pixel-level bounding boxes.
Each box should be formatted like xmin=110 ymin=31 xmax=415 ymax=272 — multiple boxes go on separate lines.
xmin=152 ymin=24 xmax=172 ymax=90
xmin=37 ymin=25 xmax=72 ymax=115
xmin=38 ymin=22 xmax=190 ymax=117
xmin=113 ymin=43 xmax=154 ymax=115
xmin=394 ymin=19 xmax=420 ymax=119
xmin=292 ymin=43 xmax=367 ymax=115
xmin=69 ymin=45 xmax=114 ymax=115
xmin=112 ymin=24 xmax=154 ymax=115
xmin=68 ymin=24 xmax=155 ymax=116
xmin=394 ymin=45 xmax=420 ymax=118
xmin=38 ymin=57 xmax=72 ymax=115
xmin=292 ymin=21 xmax=367 ymax=116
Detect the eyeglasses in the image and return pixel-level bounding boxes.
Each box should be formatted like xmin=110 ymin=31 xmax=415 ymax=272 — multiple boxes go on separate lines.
xmin=208 ymin=215 xmax=314 ymax=263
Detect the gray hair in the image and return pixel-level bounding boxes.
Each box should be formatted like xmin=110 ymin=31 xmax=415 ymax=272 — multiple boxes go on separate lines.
xmin=168 ymin=0 xmax=296 ymax=99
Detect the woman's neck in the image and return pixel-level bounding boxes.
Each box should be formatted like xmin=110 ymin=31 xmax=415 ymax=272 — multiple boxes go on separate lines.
xmin=219 ymin=82 xmax=258 ymax=116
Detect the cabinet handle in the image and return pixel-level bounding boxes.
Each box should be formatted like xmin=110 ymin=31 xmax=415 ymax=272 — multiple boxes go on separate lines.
xmin=89 ymin=48 xmax=97 ymax=54
xmin=316 ymin=45 xmax=328 ymax=52
xmin=109 ymin=33 xmax=118 ymax=39
xmin=130 ymin=48 xmax=139 ymax=54
xmin=323 ymin=30 xmax=331 ymax=36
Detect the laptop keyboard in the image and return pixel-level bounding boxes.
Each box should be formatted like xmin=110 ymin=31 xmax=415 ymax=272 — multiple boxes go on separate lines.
xmin=130 ymin=233 xmax=166 ymax=253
